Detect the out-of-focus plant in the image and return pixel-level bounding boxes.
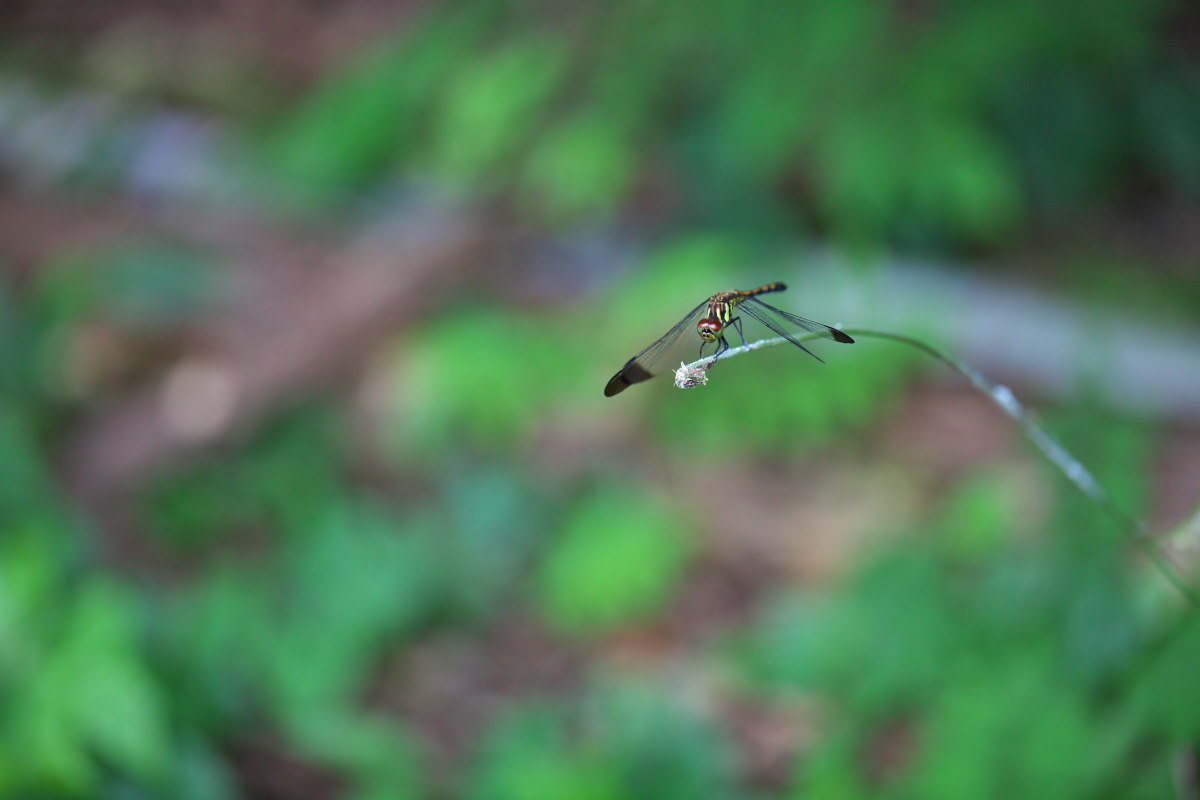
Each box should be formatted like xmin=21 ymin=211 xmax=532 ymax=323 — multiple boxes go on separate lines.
xmin=0 ymin=529 xmax=174 ymax=795
xmin=0 ymin=387 xmax=178 ymax=795
xmin=466 ymin=680 xmax=738 ymax=800
xmin=4 ymin=0 xmax=1199 ymax=795
xmin=269 ymin=0 xmax=1194 ymax=244
xmin=735 ymin=415 xmax=1199 ymax=799
xmin=536 ymin=486 xmax=691 ymax=635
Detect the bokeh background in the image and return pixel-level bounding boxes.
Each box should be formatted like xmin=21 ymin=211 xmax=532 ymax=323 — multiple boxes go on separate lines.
xmin=3 ymin=1 xmax=1200 ymax=798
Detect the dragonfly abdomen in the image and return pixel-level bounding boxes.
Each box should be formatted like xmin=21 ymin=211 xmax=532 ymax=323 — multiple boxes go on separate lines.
xmin=744 ymin=282 xmax=787 ymax=297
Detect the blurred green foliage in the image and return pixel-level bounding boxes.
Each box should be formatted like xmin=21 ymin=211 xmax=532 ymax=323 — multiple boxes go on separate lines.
xmin=5 ymin=244 xmax=1198 ymax=796
xmin=467 ymin=682 xmax=738 ymax=800
xmin=268 ymin=0 xmax=1195 ymax=244
xmin=3 ymin=0 xmax=1200 ymax=797
xmin=536 ymin=487 xmax=690 ymax=635
xmin=738 ymin=440 xmax=1195 ymax=800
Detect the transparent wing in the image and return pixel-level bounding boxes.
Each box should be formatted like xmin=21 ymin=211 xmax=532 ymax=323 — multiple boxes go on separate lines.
xmin=604 ymin=299 xmax=710 ymax=396
xmin=737 ymin=297 xmax=854 ymax=364
xmin=744 ymin=297 xmax=853 ymax=342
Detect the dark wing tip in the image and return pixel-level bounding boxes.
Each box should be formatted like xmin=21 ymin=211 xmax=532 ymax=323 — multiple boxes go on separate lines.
xmin=604 ymin=361 xmax=655 ymax=397
xmin=832 ymin=328 xmax=854 ymax=344
xmin=604 ymin=376 xmax=629 ymax=397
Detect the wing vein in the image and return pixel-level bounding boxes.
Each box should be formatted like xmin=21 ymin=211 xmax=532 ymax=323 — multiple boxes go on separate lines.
xmin=738 ymin=298 xmax=826 ymax=363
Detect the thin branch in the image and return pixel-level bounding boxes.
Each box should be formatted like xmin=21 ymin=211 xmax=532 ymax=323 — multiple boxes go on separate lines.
xmin=677 ymin=328 xmax=1198 ymax=606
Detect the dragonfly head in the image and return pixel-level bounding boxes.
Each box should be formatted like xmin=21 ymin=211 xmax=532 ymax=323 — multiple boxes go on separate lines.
xmin=697 ymin=318 xmax=722 ymax=343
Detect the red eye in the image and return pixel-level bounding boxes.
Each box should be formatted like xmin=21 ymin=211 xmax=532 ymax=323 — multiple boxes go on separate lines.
xmin=697 ymin=319 xmax=722 ymax=335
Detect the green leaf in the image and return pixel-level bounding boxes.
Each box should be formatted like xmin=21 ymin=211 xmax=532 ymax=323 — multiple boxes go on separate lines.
xmin=468 ymin=704 xmax=620 ymax=800
xmin=791 ymin=731 xmax=871 ymax=800
xmin=536 ymin=487 xmax=690 ymax=635
xmin=520 ymin=112 xmax=632 ymax=221
xmin=441 ymin=467 xmax=547 ymax=619
xmin=387 ymin=309 xmax=574 ymax=457
xmin=268 ymin=503 xmax=440 ymax=708
xmin=587 ymin=679 xmax=738 ymax=800
xmin=839 ymin=549 xmax=958 ymax=712
xmin=4 ymin=578 xmax=169 ymax=794
xmin=910 ymin=120 xmax=1021 ymax=239
xmin=935 ymin=473 xmax=1015 ymax=561
xmin=1131 ymin=610 xmax=1200 ymax=741
xmin=737 ymin=591 xmax=847 ymax=689
xmin=169 ymin=737 xmax=239 ymax=800
xmin=7 ymin=678 xmax=96 ymax=794
xmin=163 ymin=565 xmax=270 ymax=728
xmin=60 ymin=581 xmax=171 ymax=782
xmin=0 ymin=517 xmax=62 ymax=674
xmin=430 ymin=37 xmax=568 ymax=181
xmin=33 ymin=240 xmax=216 ymax=327
xmin=267 ymin=4 xmax=497 ymax=204
xmin=286 ymin=710 xmax=423 ymax=800
xmin=904 ymin=655 xmax=1098 ymax=800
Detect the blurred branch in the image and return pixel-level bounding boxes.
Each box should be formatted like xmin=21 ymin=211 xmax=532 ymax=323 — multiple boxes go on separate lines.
xmin=1164 ymin=501 xmax=1200 ymax=589
xmin=796 ymin=257 xmax=1200 ymax=421
xmin=1177 ymin=747 xmax=1199 ymax=800
xmin=678 ymin=330 xmax=1199 ymax=606
xmin=56 ymin=206 xmax=495 ymax=567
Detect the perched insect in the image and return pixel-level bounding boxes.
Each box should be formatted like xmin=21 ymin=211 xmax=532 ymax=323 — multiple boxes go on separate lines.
xmin=604 ymin=282 xmax=853 ymax=396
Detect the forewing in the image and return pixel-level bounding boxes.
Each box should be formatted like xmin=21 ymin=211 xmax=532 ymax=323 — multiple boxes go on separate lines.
xmin=604 ymin=299 xmax=709 ymax=396
xmin=735 ymin=300 xmax=824 ymax=363
xmin=744 ymin=297 xmax=853 ymax=342
xmin=737 ymin=297 xmax=853 ymax=364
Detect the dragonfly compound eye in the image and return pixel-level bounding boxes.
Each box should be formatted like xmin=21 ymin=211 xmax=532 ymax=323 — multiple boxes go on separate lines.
xmin=697 ymin=320 xmax=721 ymax=341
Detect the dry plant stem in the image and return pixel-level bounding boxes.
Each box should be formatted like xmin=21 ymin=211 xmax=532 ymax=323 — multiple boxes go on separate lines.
xmin=1176 ymin=748 xmax=1200 ymax=800
xmin=680 ymin=328 xmax=1199 ymax=606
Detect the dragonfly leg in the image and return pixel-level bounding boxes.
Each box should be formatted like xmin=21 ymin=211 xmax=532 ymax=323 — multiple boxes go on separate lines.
xmin=730 ymin=315 xmax=747 ymax=347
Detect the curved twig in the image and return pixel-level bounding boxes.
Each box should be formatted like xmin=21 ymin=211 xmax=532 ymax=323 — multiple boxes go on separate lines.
xmin=676 ymin=328 xmax=1198 ymax=605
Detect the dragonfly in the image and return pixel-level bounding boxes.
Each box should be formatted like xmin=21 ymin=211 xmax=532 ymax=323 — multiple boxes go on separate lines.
xmin=604 ymin=282 xmax=854 ymax=397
